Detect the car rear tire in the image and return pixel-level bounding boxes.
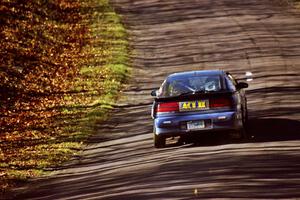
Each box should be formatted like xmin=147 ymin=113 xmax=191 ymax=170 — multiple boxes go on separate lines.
xmin=243 ymin=105 xmax=249 ymax=126
xmin=154 ymin=133 xmax=166 ymax=148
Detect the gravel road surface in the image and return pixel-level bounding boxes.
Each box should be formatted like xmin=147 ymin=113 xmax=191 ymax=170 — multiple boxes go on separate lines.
xmin=8 ymin=0 xmax=300 ymax=199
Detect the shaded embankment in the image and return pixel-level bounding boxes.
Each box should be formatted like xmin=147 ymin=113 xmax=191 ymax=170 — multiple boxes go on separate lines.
xmin=1 ymin=0 xmax=128 ymax=194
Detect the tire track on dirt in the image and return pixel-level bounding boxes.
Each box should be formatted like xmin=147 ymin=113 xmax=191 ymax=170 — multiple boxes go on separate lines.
xmin=8 ymin=0 xmax=300 ymax=199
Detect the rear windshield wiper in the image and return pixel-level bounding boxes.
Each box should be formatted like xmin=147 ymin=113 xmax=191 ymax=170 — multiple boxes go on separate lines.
xmin=178 ymin=90 xmax=207 ymax=96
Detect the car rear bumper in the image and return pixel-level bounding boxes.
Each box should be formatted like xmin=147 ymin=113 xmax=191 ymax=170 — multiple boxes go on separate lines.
xmin=154 ymin=111 xmax=242 ymax=137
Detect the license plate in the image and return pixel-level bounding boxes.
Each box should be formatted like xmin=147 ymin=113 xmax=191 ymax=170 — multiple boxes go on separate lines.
xmin=187 ymin=121 xmax=205 ymax=130
xmin=179 ymin=100 xmax=208 ymax=111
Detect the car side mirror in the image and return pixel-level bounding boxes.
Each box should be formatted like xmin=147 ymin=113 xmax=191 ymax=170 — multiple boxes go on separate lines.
xmin=245 ymin=71 xmax=253 ymax=82
xmin=151 ymin=90 xmax=157 ymax=97
xmin=236 ymin=82 xmax=248 ymax=90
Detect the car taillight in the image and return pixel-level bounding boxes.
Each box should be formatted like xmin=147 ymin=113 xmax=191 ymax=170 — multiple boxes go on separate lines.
xmin=210 ymin=97 xmax=232 ymax=108
xmin=157 ymin=102 xmax=179 ymax=113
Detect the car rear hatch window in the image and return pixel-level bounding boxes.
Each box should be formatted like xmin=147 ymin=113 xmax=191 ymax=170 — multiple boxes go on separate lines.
xmin=158 ymin=75 xmax=223 ymax=98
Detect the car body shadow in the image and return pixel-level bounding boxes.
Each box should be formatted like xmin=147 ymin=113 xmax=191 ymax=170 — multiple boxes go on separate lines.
xmin=168 ymin=118 xmax=300 ymax=148
xmin=246 ymin=118 xmax=300 ymax=143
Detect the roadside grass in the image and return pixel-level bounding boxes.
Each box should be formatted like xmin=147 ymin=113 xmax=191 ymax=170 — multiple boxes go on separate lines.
xmin=1 ymin=0 xmax=130 ymax=195
xmin=277 ymin=0 xmax=300 ymax=8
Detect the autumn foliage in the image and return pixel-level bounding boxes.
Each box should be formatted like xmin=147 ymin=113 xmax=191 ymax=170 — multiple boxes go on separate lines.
xmin=0 ymin=0 xmax=128 ymax=193
xmin=0 ymin=0 xmax=85 ymax=135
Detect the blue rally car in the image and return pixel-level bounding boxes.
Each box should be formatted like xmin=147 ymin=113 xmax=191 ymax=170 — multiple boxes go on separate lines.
xmin=151 ymin=70 xmax=249 ymax=148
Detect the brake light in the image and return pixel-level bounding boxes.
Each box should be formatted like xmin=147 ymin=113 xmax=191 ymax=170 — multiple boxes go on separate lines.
xmin=210 ymin=97 xmax=232 ymax=108
xmin=157 ymin=102 xmax=179 ymax=113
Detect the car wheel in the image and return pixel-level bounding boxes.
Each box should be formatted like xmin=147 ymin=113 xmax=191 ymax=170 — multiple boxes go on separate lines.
xmin=153 ymin=131 xmax=166 ymax=148
xmin=243 ymin=105 xmax=249 ymax=125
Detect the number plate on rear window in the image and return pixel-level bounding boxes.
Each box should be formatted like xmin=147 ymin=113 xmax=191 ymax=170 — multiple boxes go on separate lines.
xmin=179 ymin=100 xmax=209 ymax=111
xmin=187 ymin=121 xmax=205 ymax=130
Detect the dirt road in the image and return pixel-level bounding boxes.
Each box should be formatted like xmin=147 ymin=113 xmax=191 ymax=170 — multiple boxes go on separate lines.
xmin=9 ymin=0 xmax=300 ymax=199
